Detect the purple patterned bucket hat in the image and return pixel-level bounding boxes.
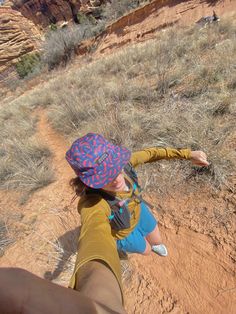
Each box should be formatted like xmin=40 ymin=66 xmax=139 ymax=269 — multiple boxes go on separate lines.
xmin=65 ymin=133 xmax=131 ymax=189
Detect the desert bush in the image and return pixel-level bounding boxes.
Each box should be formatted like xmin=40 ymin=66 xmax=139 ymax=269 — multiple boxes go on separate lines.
xmin=15 ymin=53 xmax=41 ymax=79
xmin=102 ymin=0 xmax=141 ymax=21
xmin=29 ymin=208 xmax=80 ymax=285
xmin=0 ymin=137 xmax=54 ymax=192
xmin=42 ymin=22 xmax=104 ymax=69
xmin=42 ymin=25 xmax=89 ymax=69
xmin=77 ymin=12 xmax=97 ymax=25
xmin=217 ymin=15 xmax=236 ymax=36
xmin=22 ymin=86 xmax=55 ymax=109
xmin=47 ymin=84 xmax=108 ymax=136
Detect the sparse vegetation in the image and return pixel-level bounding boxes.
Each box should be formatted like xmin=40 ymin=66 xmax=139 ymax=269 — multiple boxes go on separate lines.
xmin=40 ymin=0 xmax=145 ymax=70
xmin=102 ymin=0 xmax=147 ymax=21
xmin=42 ymin=23 xmax=104 ymax=69
xmin=0 ymin=219 xmax=14 ymax=256
xmin=15 ymin=53 xmax=41 ymax=79
xmin=2 ymin=15 xmax=236 ymax=194
xmin=0 ymin=105 xmax=54 ymax=195
xmin=77 ymin=12 xmax=97 ymax=26
xmin=49 ymin=23 xmax=57 ymax=31
xmin=39 ymin=18 xmax=236 ymax=190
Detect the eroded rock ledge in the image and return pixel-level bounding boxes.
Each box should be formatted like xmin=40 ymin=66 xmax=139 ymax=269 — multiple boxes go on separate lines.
xmin=0 ymin=7 xmax=40 ymax=80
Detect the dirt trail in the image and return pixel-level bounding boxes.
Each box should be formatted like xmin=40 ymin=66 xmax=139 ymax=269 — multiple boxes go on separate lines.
xmin=36 ymin=109 xmax=72 ymax=182
xmin=0 ymin=110 xmax=79 ymax=276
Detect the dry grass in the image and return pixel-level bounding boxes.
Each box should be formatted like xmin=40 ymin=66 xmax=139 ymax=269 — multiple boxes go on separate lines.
xmin=0 ymin=211 xmax=25 ymax=256
xmin=42 ymin=23 xmax=105 ymax=69
xmin=0 ymin=104 xmax=54 ymax=196
xmin=3 ymin=15 xmax=236 ymax=193
xmin=102 ymin=0 xmax=149 ymax=21
xmin=27 ymin=207 xmax=80 ymax=285
xmin=0 ymin=219 xmax=14 ymax=256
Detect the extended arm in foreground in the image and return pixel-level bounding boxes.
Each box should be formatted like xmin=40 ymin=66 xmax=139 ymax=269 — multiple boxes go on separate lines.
xmin=0 ymin=198 xmax=126 ymax=314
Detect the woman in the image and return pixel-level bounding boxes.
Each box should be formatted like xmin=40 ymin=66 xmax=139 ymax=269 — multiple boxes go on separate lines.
xmin=66 ymin=133 xmax=209 ymax=260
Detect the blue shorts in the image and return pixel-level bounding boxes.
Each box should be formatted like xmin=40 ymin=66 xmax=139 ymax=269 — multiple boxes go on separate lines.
xmin=116 ymin=202 xmax=157 ymax=254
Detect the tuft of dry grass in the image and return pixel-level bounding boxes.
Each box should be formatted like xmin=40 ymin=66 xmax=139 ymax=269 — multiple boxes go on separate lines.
xmin=0 ymin=104 xmax=54 ymax=196
xmin=0 ymin=137 xmax=54 ymax=192
xmin=102 ymin=0 xmax=142 ymax=21
xmin=26 ymin=208 xmax=81 ymax=285
xmin=0 ymin=219 xmax=14 ymax=256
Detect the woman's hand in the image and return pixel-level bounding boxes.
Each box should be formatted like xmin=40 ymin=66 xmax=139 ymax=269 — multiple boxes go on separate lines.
xmin=190 ymin=151 xmax=209 ymax=166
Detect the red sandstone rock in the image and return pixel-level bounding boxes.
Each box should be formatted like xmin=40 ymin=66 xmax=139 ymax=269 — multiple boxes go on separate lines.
xmin=10 ymin=1 xmax=108 ymax=28
xmin=11 ymin=0 xmax=82 ymax=28
xmin=0 ymin=7 xmax=40 ymax=78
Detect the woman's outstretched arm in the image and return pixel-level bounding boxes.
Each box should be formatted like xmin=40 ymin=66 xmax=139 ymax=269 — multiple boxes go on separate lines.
xmin=0 ymin=196 xmax=126 ymax=314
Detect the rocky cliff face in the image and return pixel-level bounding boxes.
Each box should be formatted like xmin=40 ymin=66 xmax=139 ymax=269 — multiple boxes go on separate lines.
xmin=11 ymin=0 xmax=82 ymax=28
xmin=0 ymin=0 xmax=108 ymax=90
xmin=0 ymin=7 xmax=40 ymax=83
xmin=11 ymin=0 xmax=107 ymax=28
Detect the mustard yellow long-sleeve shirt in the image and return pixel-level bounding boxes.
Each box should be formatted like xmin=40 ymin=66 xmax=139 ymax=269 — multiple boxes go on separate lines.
xmin=69 ymin=147 xmax=191 ymax=300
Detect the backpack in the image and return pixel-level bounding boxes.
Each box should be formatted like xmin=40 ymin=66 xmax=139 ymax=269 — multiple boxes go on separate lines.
xmin=86 ymin=163 xmax=153 ymax=231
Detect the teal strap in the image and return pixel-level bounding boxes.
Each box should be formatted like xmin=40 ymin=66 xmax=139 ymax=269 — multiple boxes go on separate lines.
xmin=108 ymin=213 xmax=114 ymax=220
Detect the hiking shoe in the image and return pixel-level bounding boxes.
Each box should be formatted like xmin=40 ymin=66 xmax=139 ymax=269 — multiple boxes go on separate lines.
xmin=152 ymin=244 xmax=168 ymax=257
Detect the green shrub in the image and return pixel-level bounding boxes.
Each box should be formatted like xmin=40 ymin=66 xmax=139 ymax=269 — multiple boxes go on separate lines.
xmin=77 ymin=12 xmax=97 ymax=25
xmin=49 ymin=23 xmax=57 ymax=31
xmin=15 ymin=53 xmax=41 ymax=79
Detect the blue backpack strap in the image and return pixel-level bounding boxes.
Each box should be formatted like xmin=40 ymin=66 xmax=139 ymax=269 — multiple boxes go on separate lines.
xmin=124 ymin=163 xmax=155 ymax=209
xmin=124 ymin=163 xmax=142 ymax=192
xmin=85 ymin=188 xmax=131 ymax=230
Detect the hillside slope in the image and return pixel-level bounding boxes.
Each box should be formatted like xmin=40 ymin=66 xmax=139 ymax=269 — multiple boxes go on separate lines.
xmin=87 ymin=0 xmax=235 ymax=56
xmin=0 ymin=1 xmax=235 ymax=314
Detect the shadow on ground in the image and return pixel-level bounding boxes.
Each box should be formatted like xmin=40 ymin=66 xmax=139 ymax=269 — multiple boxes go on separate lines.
xmin=44 ymin=226 xmax=80 ymax=280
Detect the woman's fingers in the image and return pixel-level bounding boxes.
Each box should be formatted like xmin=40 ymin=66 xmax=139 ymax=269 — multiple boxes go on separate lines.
xmin=190 ymin=151 xmax=210 ymax=166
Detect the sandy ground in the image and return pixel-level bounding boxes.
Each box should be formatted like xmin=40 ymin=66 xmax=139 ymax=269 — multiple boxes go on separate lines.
xmin=0 ymin=1 xmax=236 ymax=313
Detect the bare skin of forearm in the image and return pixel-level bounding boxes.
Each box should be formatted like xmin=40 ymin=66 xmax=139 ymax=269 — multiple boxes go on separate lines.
xmin=0 ymin=264 xmax=126 ymax=314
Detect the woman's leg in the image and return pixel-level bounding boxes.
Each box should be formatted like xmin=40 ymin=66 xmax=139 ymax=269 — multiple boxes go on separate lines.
xmin=116 ymin=202 xmax=161 ymax=256
xmin=145 ymin=224 xmax=162 ymax=246
xmin=146 ymin=224 xmax=168 ymax=257
xmin=142 ymin=240 xmax=152 ymax=255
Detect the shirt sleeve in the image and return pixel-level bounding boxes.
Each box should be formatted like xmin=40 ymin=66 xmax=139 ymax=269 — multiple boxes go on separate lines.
xmin=69 ymin=195 xmax=124 ymax=303
xmin=130 ymin=147 xmax=192 ymax=168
